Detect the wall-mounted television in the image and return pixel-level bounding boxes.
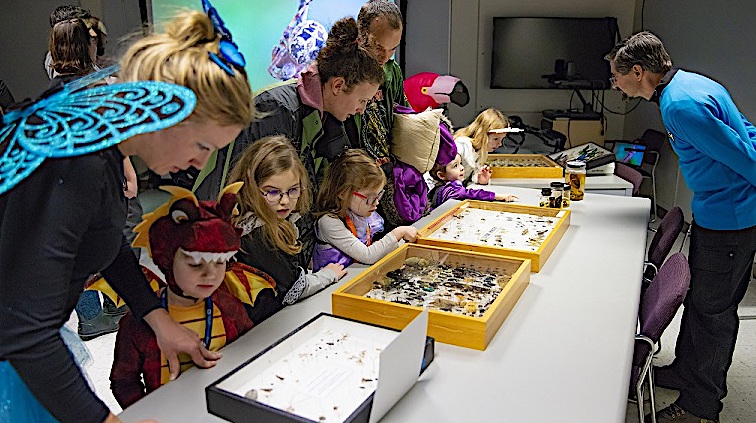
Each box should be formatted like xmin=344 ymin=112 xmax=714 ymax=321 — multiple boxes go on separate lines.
xmin=491 ymin=17 xmax=619 ymax=89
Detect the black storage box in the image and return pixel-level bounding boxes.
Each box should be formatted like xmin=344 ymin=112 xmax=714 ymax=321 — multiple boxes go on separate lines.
xmin=547 ymin=142 xmax=615 ymax=170
xmin=206 ymin=313 xmax=435 ymax=423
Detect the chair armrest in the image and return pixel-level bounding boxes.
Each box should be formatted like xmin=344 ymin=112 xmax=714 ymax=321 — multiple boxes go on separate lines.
xmin=603 ymin=139 xmax=625 ymax=151
xmin=645 ymin=150 xmax=660 ymax=170
xmin=635 ymin=334 xmax=655 ymax=347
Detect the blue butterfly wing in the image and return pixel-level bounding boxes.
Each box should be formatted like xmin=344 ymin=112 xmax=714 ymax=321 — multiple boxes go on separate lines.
xmin=0 ymin=124 xmax=46 ymax=196
xmin=65 ymin=64 xmax=120 ymax=92
xmin=18 ymin=81 xmax=197 ymax=158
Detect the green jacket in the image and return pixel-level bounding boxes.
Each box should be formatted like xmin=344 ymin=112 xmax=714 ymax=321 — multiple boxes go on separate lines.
xmin=356 ymin=59 xmax=409 ymax=161
xmin=193 ymin=80 xmax=353 ymax=201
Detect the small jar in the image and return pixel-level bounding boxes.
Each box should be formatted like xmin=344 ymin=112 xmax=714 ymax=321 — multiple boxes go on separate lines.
xmin=549 ymin=181 xmax=563 ymax=208
xmin=565 ymin=160 xmax=586 ymax=201
xmin=562 ymin=183 xmax=571 ymax=208
xmin=539 ymin=188 xmax=552 ymax=207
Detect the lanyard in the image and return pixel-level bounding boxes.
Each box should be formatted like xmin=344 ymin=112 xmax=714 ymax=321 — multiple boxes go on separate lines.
xmin=161 ymin=289 xmax=213 ymax=349
xmin=345 ymin=215 xmax=371 ymax=246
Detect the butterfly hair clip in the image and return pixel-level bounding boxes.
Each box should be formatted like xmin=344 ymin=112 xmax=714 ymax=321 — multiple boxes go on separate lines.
xmin=0 ymin=65 xmax=197 ymax=195
xmin=202 ymin=0 xmax=246 ymax=76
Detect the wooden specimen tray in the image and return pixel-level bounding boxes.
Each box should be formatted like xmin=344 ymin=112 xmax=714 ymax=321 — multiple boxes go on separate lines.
xmin=416 ymin=200 xmax=570 ymax=272
xmin=332 ymin=244 xmax=530 ymax=350
xmin=487 ymin=154 xmax=563 ymax=179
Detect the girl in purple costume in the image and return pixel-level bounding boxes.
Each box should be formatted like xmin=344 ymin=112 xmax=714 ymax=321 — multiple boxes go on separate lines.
xmin=429 ymin=153 xmax=518 ymax=208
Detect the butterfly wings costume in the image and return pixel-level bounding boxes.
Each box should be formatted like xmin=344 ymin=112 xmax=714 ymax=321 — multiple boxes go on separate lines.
xmin=0 ymin=65 xmax=197 ymax=195
xmin=0 ymin=0 xmax=251 ymax=419
xmin=0 ymin=66 xmax=198 ymax=422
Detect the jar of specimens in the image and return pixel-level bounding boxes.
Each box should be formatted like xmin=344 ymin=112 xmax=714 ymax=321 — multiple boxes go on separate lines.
xmin=539 ymin=188 xmax=552 ymax=207
xmin=562 ymin=183 xmax=571 ymax=208
xmin=565 ymin=160 xmax=586 ymax=201
xmin=549 ymin=181 xmax=563 ymax=208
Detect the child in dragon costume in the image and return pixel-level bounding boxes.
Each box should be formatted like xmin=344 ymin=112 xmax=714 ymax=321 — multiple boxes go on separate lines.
xmin=107 ymin=183 xmax=275 ymax=408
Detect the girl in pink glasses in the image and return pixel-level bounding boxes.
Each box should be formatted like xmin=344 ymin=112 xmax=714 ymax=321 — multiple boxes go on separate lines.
xmin=313 ymin=149 xmax=417 ymax=272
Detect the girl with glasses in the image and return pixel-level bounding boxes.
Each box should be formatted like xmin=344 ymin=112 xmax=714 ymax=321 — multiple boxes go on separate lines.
xmin=313 ymin=149 xmax=417 ymax=272
xmin=228 ymin=136 xmax=347 ymax=325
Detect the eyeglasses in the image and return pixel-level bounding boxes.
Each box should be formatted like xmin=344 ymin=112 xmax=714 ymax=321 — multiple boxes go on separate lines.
xmin=260 ymin=187 xmax=301 ymax=203
xmin=352 ymin=190 xmax=385 ymax=206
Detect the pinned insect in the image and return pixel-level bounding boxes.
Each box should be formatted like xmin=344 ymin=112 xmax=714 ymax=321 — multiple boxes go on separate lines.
xmin=366 ymin=257 xmax=507 ymax=317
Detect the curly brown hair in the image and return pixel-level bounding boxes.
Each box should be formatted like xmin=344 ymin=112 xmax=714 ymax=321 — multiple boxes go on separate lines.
xmin=316 ymin=17 xmax=384 ymax=92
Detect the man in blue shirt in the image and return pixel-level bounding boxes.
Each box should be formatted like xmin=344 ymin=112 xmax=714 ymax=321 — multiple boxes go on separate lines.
xmin=606 ymin=32 xmax=756 ymax=423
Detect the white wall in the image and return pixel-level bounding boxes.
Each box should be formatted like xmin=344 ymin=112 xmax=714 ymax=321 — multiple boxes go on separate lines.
xmin=404 ymin=0 xmax=451 ymax=78
xmin=446 ymin=0 xmax=635 ymax=140
xmin=623 ymin=0 xmax=756 ymax=220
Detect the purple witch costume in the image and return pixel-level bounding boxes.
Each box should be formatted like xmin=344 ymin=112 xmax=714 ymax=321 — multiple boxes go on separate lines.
xmin=432 ymin=180 xmax=495 ymax=208
xmin=312 ymin=211 xmax=385 ymax=272
xmin=390 ymin=105 xmax=459 ymax=222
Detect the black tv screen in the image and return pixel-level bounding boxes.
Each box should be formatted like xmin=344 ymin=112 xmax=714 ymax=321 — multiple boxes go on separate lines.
xmin=491 ymin=17 xmax=619 ymax=89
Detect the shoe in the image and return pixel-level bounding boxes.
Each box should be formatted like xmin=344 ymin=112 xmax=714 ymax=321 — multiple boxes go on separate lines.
xmin=78 ymin=313 xmax=119 ymax=341
xmin=103 ymin=301 xmax=129 ymax=317
xmin=646 ymin=403 xmax=719 ymax=423
xmin=654 ymin=365 xmax=684 ymax=390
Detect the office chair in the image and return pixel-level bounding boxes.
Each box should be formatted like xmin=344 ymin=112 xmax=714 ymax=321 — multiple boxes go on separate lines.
xmin=614 ymin=162 xmax=643 ymax=196
xmin=644 ymin=206 xmax=684 ymax=286
xmin=635 ymin=129 xmax=666 ymax=222
xmin=631 ymin=252 xmax=690 ymax=423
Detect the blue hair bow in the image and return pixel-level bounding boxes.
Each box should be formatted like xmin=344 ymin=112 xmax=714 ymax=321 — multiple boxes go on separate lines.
xmin=202 ymin=0 xmax=246 ymax=76
xmin=0 ymin=65 xmax=197 ymax=195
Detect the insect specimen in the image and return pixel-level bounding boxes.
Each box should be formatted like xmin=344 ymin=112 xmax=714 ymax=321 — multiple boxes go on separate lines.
xmin=365 ymin=258 xmax=512 ymax=318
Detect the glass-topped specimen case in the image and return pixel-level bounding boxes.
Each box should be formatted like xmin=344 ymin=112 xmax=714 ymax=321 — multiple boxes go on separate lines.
xmin=416 ymin=200 xmax=571 ymax=272
xmin=332 ymin=244 xmax=530 ymax=350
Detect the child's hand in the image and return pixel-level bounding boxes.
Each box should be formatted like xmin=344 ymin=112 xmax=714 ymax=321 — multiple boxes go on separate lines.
xmin=393 ymin=226 xmax=418 ymax=242
xmin=324 ymin=263 xmax=347 ymax=280
xmin=477 ymin=166 xmax=492 ymax=185
xmin=495 ymin=193 xmax=518 ymax=202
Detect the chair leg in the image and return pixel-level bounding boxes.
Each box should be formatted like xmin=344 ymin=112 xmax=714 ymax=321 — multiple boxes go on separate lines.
xmin=650 ymin=172 xmax=658 ymax=223
xmin=648 ymin=365 xmax=657 ymax=423
xmin=637 ymin=378 xmax=646 ymax=423
xmin=679 ymin=225 xmax=691 ymax=252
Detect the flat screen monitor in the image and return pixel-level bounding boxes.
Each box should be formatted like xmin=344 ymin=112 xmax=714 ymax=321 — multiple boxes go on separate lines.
xmin=491 ymin=17 xmax=619 ymax=89
xmin=614 ymin=142 xmax=646 ymax=167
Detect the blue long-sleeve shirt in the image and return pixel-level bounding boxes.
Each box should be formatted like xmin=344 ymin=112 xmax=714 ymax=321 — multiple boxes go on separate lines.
xmin=659 ymin=70 xmax=756 ymax=230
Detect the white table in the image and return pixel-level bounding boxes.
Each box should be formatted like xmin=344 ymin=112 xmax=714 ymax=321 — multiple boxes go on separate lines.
xmin=490 ymin=174 xmax=634 ymax=196
xmin=120 ymin=187 xmax=650 ymax=423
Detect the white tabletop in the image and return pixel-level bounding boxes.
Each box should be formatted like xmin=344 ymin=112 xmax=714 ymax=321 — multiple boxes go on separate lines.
xmin=490 ymin=174 xmax=634 ymax=196
xmin=120 ymin=187 xmax=650 ymax=423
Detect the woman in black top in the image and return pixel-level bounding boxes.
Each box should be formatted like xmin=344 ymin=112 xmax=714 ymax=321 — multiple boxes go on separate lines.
xmin=0 ymin=9 xmax=254 ymax=423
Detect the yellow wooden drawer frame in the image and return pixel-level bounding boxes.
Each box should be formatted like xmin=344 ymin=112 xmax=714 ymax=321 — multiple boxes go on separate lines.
xmin=332 ymin=244 xmax=530 ymax=350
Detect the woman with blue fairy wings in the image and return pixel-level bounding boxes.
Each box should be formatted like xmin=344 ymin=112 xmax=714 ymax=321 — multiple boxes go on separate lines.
xmin=0 ymin=3 xmax=254 ymax=423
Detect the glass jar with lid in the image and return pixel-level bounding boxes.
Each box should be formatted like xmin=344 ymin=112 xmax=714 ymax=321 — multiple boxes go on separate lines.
xmin=565 ymin=160 xmax=586 ymax=201
xmin=549 ymin=181 xmax=563 ymax=208
xmin=539 ymin=188 xmax=552 ymax=207
xmin=562 ymin=183 xmax=571 ymax=208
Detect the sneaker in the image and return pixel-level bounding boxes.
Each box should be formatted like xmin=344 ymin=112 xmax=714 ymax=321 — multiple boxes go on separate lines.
xmin=654 ymin=365 xmax=684 ymax=390
xmin=647 ymin=403 xmax=719 ymax=423
xmin=102 ymin=300 xmax=129 ymax=317
xmin=78 ymin=313 xmax=119 ymax=341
